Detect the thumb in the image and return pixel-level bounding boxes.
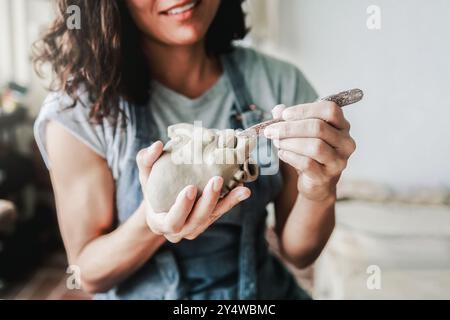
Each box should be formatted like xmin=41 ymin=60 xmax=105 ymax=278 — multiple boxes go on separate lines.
xmin=137 ymin=141 xmax=164 ymax=186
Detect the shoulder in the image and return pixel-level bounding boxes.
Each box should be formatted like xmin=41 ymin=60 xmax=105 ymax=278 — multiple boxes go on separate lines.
xmin=37 ymin=89 xmax=94 ymax=124
xmin=34 ymin=89 xmax=131 ymax=178
xmin=37 ymin=88 xmax=131 ymax=134
xmin=34 ymin=90 xmax=103 ymax=168
xmin=228 ymin=46 xmax=318 ymax=110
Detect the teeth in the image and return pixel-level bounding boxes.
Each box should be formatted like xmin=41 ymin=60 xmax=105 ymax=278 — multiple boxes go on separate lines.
xmin=167 ymin=1 xmax=197 ymax=15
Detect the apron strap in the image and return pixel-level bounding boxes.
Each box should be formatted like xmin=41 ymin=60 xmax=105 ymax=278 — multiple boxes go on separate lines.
xmin=222 ymin=50 xmax=259 ymax=300
xmin=221 ymin=53 xmax=254 ymax=115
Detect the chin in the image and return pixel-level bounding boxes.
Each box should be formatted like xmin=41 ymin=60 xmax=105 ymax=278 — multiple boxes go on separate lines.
xmin=163 ymin=25 xmax=207 ymax=46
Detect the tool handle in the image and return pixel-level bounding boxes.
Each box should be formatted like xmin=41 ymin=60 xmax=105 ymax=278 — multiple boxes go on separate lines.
xmin=320 ymin=88 xmax=364 ymax=107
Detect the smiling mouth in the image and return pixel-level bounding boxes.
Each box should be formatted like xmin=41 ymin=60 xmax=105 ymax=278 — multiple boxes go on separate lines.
xmin=161 ymin=0 xmax=201 ymax=16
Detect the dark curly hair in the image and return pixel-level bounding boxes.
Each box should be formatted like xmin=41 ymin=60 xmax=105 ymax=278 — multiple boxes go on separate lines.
xmin=33 ymin=0 xmax=248 ymax=123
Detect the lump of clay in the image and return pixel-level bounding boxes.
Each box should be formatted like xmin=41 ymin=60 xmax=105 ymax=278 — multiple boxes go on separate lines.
xmin=146 ymin=123 xmax=259 ymax=212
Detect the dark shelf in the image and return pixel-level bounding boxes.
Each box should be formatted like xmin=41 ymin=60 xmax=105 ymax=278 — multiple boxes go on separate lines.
xmin=0 ymin=107 xmax=27 ymax=128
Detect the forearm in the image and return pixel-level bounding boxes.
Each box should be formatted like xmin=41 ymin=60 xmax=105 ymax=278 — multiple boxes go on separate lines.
xmin=279 ymin=193 xmax=336 ymax=268
xmin=74 ymin=202 xmax=166 ymax=293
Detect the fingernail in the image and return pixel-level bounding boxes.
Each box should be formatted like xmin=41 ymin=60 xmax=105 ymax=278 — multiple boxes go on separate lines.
xmin=272 ymin=104 xmax=286 ymax=119
xmin=238 ymin=190 xmax=250 ymax=201
xmin=212 ymin=177 xmax=223 ymax=193
xmin=186 ymin=186 xmax=196 ymax=200
xmin=148 ymin=141 xmax=162 ymax=152
xmin=147 ymin=143 xmax=156 ymax=153
xmin=278 ymin=150 xmax=285 ymax=159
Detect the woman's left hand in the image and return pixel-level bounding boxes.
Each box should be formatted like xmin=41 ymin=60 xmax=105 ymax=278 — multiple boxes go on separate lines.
xmin=264 ymin=101 xmax=356 ymax=201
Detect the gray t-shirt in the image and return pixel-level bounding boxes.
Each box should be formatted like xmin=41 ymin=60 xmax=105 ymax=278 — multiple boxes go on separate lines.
xmin=34 ymin=46 xmax=318 ymax=180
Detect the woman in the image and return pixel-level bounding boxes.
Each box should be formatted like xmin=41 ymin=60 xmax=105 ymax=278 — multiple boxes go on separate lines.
xmin=34 ymin=0 xmax=355 ymax=299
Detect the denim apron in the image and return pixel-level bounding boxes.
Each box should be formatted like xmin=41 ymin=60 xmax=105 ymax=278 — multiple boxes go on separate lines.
xmin=95 ymin=51 xmax=309 ymax=300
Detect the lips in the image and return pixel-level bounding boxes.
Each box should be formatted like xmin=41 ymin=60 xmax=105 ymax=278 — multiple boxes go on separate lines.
xmin=160 ymin=0 xmax=200 ymax=15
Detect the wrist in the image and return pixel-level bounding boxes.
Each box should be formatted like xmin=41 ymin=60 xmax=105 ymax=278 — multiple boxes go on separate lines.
xmin=298 ymin=190 xmax=336 ymax=205
xmin=298 ymin=180 xmax=337 ymax=203
xmin=136 ymin=202 xmax=166 ymax=245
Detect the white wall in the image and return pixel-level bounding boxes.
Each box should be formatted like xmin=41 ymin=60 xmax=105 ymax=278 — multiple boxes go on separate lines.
xmin=264 ymin=0 xmax=450 ymax=189
xmin=0 ymin=0 xmax=53 ymax=116
xmin=25 ymin=0 xmax=54 ymax=116
xmin=0 ymin=0 xmax=53 ymax=154
xmin=0 ymin=0 xmax=13 ymax=86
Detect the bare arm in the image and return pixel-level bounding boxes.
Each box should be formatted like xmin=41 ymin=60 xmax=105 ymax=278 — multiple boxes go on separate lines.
xmin=46 ymin=121 xmax=165 ymax=293
xmin=274 ymin=162 xmax=335 ymax=269
xmin=267 ymin=101 xmax=356 ymax=268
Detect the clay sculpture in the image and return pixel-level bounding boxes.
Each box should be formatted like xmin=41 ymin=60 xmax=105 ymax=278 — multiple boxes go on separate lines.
xmin=146 ymin=123 xmax=259 ymax=212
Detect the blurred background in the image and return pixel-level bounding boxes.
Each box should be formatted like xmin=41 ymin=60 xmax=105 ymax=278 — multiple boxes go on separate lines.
xmin=0 ymin=0 xmax=449 ymax=299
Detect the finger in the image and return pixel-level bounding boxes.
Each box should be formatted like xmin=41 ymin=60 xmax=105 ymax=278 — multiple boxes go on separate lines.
xmin=211 ymin=186 xmax=251 ymax=221
xmin=273 ymin=138 xmax=334 ymax=164
xmin=266 ymin=120 xmax=356 ymax=157
xmin=339 ymin=135 xmax=357 ymax=158
xmin=264 ymin=119 xmax=343 ymax=148
xmin=146 ymin=185 xmax=196 ymax=234
xmin=271 ymin=104 xmax=286 ymax=119
xmin=274 ymin=138 xmax=347 ymax=174
xmin=164 ymin=234 xmax=183 ymax=244
xmin=277 ymin=151 xmax=327 ymax=183
xmin=137 ymin=141 xmax=164 ymax=186
xmin=162 ymin=185 xmax=197 ymax=234
xmin=281 ymin=101 xmax=350 ymax=130
xmin=185 ymin=186 xmax=251 ymax=241
xmin=182 ymin=176 xmax=223 ymax=237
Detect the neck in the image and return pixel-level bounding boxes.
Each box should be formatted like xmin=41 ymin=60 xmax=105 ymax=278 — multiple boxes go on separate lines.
xmin=142 ymin=39 xmax=221 ymax=98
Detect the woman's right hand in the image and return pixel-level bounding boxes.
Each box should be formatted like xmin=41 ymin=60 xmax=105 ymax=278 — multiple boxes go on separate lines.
xmin=136 ymin=141 xmax=251 ymax=243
